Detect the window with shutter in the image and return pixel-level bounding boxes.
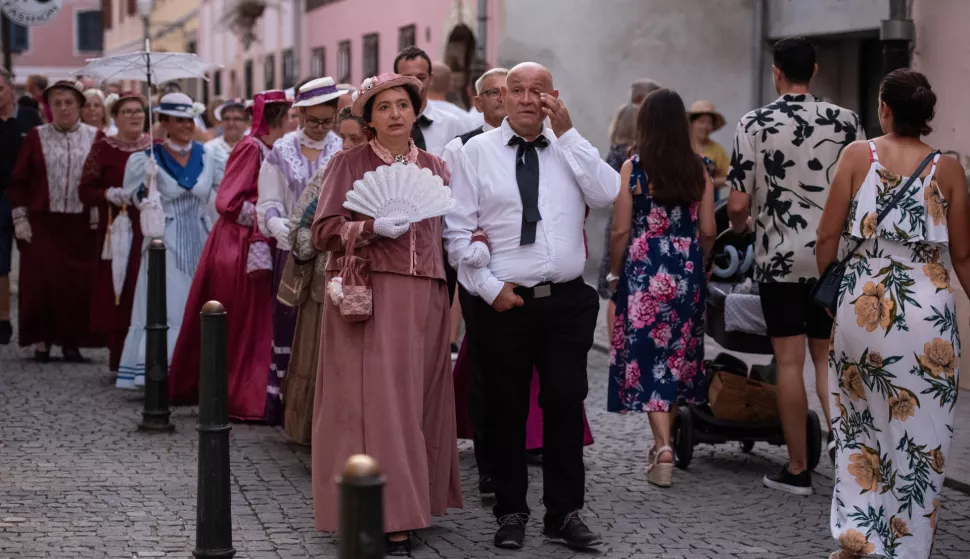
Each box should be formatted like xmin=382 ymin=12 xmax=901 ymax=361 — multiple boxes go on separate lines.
xmin=76 ymin=11 xmax=104 ymax=52
xmin=337 ymin=41 xmax=351 ymax=84
xmin=310 ymin=48 xmax=325 ymax=79
xmin=362 ymin=33 xmax=378 ymax=78
xmin=8 ymin=22 xmax=28 ymax=53
xmin=264 ymin=54 xmax=276 ymax=90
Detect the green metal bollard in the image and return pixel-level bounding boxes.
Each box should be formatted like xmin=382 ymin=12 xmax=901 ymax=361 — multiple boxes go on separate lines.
xmin=338 ymin=455 xmax=385 ymax=559
xmin=139 ymin=239 xmax=174 ymax=432
xmin=194 ymin=301 xmax=235 ymax=559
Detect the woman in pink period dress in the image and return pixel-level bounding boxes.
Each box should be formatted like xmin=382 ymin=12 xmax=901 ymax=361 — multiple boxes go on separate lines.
xmin=310 ymin=73 xmax=462 ymax=555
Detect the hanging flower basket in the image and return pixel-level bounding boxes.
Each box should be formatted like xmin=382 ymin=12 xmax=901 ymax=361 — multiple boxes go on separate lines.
xmin=222 ymin=0 xmax=267 ymax=49
xmin=237 ymin=0 xmax=265 ymax=20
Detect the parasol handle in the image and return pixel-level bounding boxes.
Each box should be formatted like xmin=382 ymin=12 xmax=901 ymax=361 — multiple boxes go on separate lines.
xmin=145 ymin=38 xmax=155 ymax=167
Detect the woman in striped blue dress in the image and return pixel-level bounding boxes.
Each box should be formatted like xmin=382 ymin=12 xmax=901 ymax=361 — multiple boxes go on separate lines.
xmin=116 ymin=93 xmax=223 ymax=389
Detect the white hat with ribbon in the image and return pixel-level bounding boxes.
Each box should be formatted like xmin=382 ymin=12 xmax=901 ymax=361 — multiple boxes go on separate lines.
xmin=292 ymin=77 xmax=350 ymax=108
xmin=153 ymin=92 xmax=197 ymax=119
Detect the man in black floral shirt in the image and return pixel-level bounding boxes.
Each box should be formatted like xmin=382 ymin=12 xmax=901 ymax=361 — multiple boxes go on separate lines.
xmin=727 ymin=37 xmax=865 ymax=495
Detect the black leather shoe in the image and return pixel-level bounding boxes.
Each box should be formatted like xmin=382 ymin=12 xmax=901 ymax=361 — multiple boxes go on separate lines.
xmin=478 ymin=474 xmax=496 ymax=497
xmin=494 ymin=513 xmax=528 ymax=549
xmin=62 ymin=347 xmax=85 ymax=363
xmin=543 ymin=511 xmax=603 ymax=550
xmin=385 ymin=533 xmax=411 ymax=556
xmin=0 ymin=320 xmax=11 ymax=345
xmin=34 ymin=349 xmax=50 ymax=363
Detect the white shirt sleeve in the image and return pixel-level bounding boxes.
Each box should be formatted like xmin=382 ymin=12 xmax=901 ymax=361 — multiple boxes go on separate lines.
xmin=256 ymin=161 xmax=288 ymax=235
xmin=556 ymin=128 xmax=620 ymax=209
xmin=440 ymin=136 xmax=463 ymax=176
xmin=443 ymin=148 xmax=505 ymax=305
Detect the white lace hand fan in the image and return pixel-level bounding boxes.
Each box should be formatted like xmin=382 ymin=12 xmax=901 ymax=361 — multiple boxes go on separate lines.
xmin=342 ymin=162 xmax=454 ymax=223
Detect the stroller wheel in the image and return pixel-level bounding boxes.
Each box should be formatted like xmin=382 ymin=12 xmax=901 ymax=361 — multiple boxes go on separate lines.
xmin=739 ymin=440 xmax=755 ymax=453
xmin=672 ymin=406 xmax=694 ymax=470
xmin=806 ymin=410 xmax=823 ymax=472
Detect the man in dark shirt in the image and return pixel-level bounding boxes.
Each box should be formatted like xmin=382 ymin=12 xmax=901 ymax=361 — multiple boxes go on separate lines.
xmin=0 ymin=68 xmax=43 ymax=343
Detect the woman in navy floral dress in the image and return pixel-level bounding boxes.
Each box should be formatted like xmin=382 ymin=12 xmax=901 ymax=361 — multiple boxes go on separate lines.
xmin=608 ymin=89 xmax=716 ymax=487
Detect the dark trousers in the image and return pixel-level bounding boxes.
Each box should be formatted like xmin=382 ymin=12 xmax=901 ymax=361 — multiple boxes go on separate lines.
xmin=458 ymin=284 xmax=492 ymax=477
xmin=471 ymin=277 xmax=598 ymax=521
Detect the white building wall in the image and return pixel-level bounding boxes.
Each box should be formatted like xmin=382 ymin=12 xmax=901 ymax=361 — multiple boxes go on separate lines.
xmin=498 ymin=0 xmax=756 ymax=155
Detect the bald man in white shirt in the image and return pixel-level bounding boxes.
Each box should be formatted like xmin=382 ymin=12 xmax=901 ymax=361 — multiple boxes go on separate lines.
xmin=445 ymin=62 xmax=619 ymax=551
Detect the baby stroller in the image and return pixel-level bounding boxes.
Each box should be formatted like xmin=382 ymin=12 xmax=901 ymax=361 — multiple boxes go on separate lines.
xmin=670 ymin=200 xmax=822 ymax=471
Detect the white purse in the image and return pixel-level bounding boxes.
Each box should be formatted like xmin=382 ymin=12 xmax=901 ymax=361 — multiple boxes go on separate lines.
xmin=139 ymin=167 xmax=166 ymax=239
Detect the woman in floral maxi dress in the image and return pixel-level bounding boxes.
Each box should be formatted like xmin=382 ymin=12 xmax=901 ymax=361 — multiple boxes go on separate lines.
xmin=817 ymin=69 xmax=970 ymax=559
xmin=608 ymin=89 xmax=716 ymax=488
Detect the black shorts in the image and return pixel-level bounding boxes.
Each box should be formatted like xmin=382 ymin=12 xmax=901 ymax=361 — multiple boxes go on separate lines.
xmin=758 ymin=282 xmax=833 ymax=339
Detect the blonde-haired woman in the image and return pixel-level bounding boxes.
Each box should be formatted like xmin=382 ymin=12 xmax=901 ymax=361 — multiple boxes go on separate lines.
xmin=82 ymin=89 xmax=110 ymax=132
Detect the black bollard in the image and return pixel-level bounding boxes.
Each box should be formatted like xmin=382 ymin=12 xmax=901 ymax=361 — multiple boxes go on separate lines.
xmin=194 ymin=301 xmax=235 ymax=559
xmin=338 ymin=455 xmax=385 ymax=559
xmin=139 ymin=239 xmax=174 ymax=432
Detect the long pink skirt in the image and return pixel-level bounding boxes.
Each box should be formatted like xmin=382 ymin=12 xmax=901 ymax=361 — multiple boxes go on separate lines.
xmin=311 ymin=272 xmax=463 ymax=533
xmin=453 ymin=339 xmax=594 ymax=448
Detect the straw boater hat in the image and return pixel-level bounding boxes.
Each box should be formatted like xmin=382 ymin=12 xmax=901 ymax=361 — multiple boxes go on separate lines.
xmin=351 ymin=73 xmax=423 ymax=118
xmin=43 ymin=80 xmax=85 ymax=107
xmin=687 ymin=100 xmax=726 ymax=131
xmin=293 ymin=77 xmax=350 ymax=107
xmin=153 ymin=92 xmax=197 ymax=119
xmin=214 ymin=98 xmax=247 ymax=121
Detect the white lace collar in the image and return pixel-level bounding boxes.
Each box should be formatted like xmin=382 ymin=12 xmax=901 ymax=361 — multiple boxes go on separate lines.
xmin=297 ymin=128 xmax=327 ymax=150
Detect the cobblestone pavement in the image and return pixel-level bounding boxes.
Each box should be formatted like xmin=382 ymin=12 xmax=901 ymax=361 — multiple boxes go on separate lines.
xmin=592 ymin=297 xmax=970 ymax=491
xmin=2 ymin=309 xmax=970 ymax=558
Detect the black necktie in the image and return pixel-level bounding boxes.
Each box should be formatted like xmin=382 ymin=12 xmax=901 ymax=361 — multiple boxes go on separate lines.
xmin=411 ymin=114 xmax=433 ymax=151
xmin=508 ymin=134 xmax=549 ymax=245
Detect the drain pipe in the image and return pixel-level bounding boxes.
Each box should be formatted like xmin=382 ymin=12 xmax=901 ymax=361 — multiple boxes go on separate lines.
xmin=881 ymin=0 xmax=914 ymax=74
xmin=752 ymin=0 xmax=765 ymax=108
xmin=476 ymin=0 xmax=488 ymax=64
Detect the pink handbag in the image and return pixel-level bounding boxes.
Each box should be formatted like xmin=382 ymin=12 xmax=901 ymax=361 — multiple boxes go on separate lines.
xmin=246 ymin=239 xmax=273 ymax=275
xmin=334 ymin=221 xmax=372 ymax=322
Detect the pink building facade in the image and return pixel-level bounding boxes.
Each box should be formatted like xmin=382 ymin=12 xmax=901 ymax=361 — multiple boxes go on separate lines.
xmin=200 ymin=0 xmax=501 ymax=101
xmin=10 ymin=0 xmax=103 ymax=87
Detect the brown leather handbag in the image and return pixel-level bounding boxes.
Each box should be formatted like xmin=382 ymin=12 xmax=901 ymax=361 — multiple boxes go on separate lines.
xmin=276 ymin=253 xmax=313 ymax=307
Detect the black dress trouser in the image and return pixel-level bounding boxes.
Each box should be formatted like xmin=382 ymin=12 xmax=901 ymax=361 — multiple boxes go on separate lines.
xmin=470 ymin=277 xmax=598 ymax=521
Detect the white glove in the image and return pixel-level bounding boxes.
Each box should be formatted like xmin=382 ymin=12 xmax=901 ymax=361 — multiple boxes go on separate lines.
xmin=461 ymin=241 xmax=491 ymax=268
xmin=143 ymin=158 xmax=157 ymax=183
xmin=374 ymin=216 xmax=410 ymax=239
xmin=13 ymin=216 xmax=31 ymax=243
xmin=105 ymin=187 xmax=128 ymax=207
xmin=268 ymin=217 xmax=291 ymax=251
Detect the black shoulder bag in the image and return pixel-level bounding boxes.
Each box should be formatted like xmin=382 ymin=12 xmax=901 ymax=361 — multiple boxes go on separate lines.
xmin=810 ymin=150 xmax=939 ymax=313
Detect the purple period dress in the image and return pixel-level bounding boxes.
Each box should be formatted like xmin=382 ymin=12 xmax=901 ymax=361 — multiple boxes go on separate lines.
xmin=257 ymin=130 xmax=342 ymax=424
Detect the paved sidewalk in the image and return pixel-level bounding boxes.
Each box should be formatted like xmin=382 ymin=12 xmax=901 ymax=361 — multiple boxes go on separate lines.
xmin=2 ymin=327 xmax=970 ymax=558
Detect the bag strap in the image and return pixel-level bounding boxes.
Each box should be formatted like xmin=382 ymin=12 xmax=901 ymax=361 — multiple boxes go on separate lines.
xmin=344 ymin=221 xmax=363 ymax=259
xmin=838 ymin=149 xmax=940 ymax=267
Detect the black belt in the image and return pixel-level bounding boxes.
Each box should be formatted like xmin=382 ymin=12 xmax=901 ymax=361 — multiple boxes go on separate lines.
xmin=512 ymin=277 xmax=584 ymax=299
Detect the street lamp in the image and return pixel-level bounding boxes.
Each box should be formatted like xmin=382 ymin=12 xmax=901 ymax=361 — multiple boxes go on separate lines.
xmin=136 ymin=0 xmax=153 ymax=44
